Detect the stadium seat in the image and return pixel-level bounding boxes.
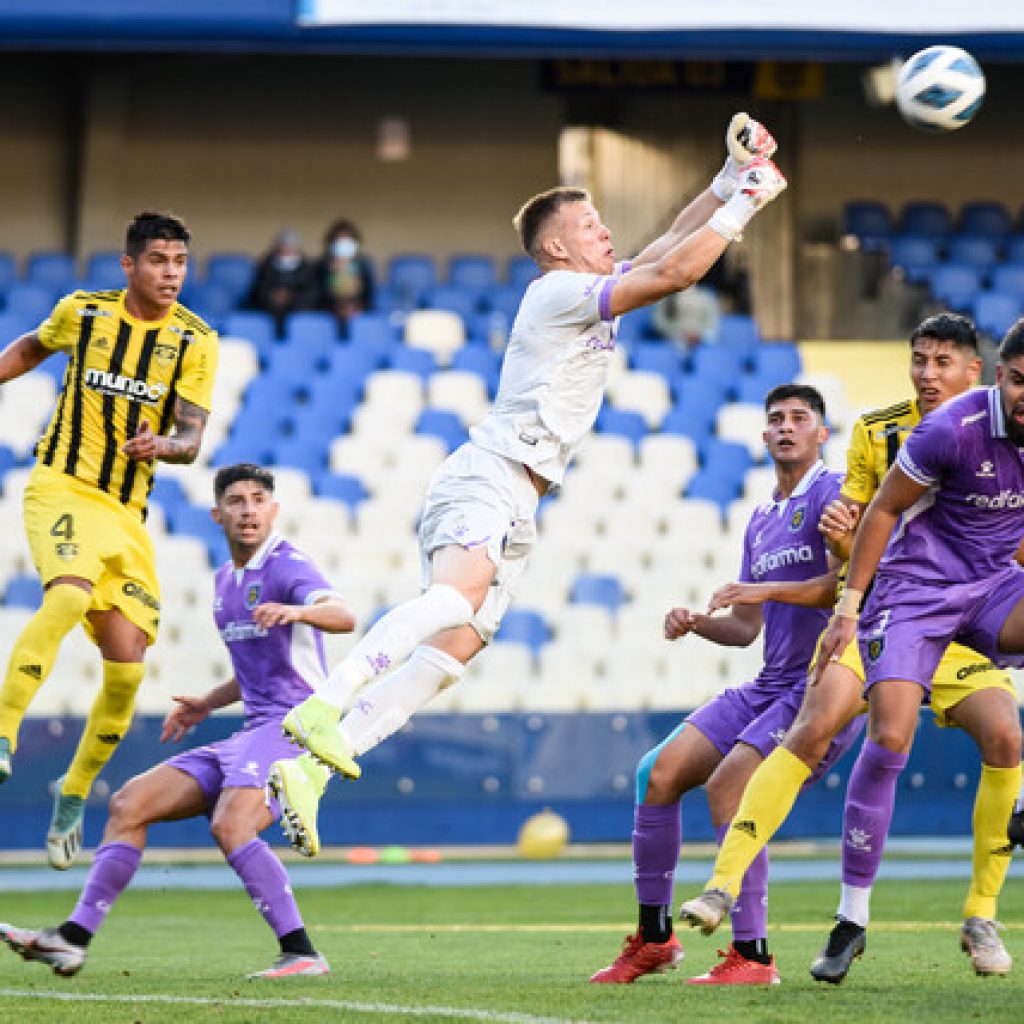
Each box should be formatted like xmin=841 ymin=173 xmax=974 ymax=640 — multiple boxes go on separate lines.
xmin=749 ymin=343 xmax=801 ymax=385
xmin=269 ymin=439 xmax=327 ymax=480
xmin=415 ymin=408 xmax=468 ymax=452
xmin=185 ymin=282 xmax=234 ymax=329
xmin=427 ymin=370 xmax=489 ymax=426
xmin=569 ymin=572 xmax=628 ymax=613
xmin=898 ymin=201 xmax=953 ymax=238
xmin=958 ymin=201 xmax=1012 ymax=239
xmin=928 ymin=263 xmax=983 ymax=310
xmin=606 ymin=370 xmax=671 ymax=429
xmin=0 ymin=251 xmax=17 ymax=301
xmin=595 ymin=406 xmax=648 ymax=448
xmin=387 ymin=344 xmax=437 ymax=382
xmin=946 ymin=237 xmax=1000 ymax=271
xmin=387 ymin=254 xmax=438 ymax=306
xmin=716 ymin=402 xmax=768 ymax=461
xmin=1007 ymin=236 xmax=1024 ymax=264
xmin=448 ymin=254 xmax=498 ymax=294
xmin=841 ymin=200 xmax=893 ymax=250
xmin=689 ymin=344 xmax=744 ymax=394
xmin=25 ymin=252 xmax=75 ymax=295
xmin=284 ymin=310 xmax=339 ymax=347
xmin=315 ymin=472 xmax=370 ymax=517
xmin=6 ymin=283 xmax=56 ymax=322
xmin=660 ymin=402 xmax=717 ymax=448
xmin=686 ymin=470 xmax=742 ymax=513
xmin=206 ymin=253 xmax=256 ymax=303
xmin=424 ymin=285 xmax=479 ymax=322
xmin=348 ymin=313 xmax=398 ymax=356
xmin=991 ymin=264 xmax=1024 ymax=298
xmin=630 ymin=342 xmax=683 ymax=381
xmin=494 ymin=608 xmax=550 ymax=656
xmin=888 ymin=237 xmax=941 ymax=284
xmin=449 ymin=345 xmax=501 ymax=395
xmin=507 ymin=255 xmax=539 ymax=291
xmin=973 ymin=291 xmax=1024 ymax=338
xmin=404 ymin=309 xmax=465 ymax=365
xmin=716 ymin=313 xmax=761 ymax=356
xmin=223 ymin=311 xmax=276 ymax=353
xmin=4 ymin=573 xmax=44 ymax=608
xmin=485 ymin=283 xmax=525 ymax=325
xmin=84 ymin=250 xmax=124 ymax=289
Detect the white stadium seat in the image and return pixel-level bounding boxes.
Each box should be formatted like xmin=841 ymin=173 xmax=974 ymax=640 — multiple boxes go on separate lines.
xmin=716 ymin=402 xmax=768 ymax=461
xmin=404 ymin=309 xmax=466 ymax=364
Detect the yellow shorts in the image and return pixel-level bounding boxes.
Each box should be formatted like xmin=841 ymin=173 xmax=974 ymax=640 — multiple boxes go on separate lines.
xmin=811 ymin=631 xmax=1015 ymax=728
xmin=23 ymin=464 xmax=161 ymax=645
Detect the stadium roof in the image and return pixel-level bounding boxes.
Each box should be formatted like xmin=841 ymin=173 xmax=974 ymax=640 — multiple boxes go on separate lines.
xmin=3 ymin=0 xmax=1024 ymax=60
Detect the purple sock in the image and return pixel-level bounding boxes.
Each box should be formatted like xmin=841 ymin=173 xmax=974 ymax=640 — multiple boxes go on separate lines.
xmin=227 ymin=839 xmax=304 ymax=938
xmin=842 ymin=739 xmax=908 ymax=887
xmin=715 ymin=824 xmax=769 ymax=941
xmin=68 ymin=842 xmax=142 ymax=935
xmin=633 ymin=803 xmax=681 ymax=907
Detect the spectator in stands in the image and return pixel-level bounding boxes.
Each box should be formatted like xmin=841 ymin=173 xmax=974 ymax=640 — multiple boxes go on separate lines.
xmin=264 ymin=114 xmax=787 ymax=861
xmin=247 ymin=229 xmax=318 ymax=338
xmin=316 ymin=219 xmax=374 ymax=337
xmin=653 ymin=284 xmax=721 ymax=350
xmin=0 ymin=211 xmax=218 ymax=870
xmin=0 ymin=463 xmax=353 ymax=980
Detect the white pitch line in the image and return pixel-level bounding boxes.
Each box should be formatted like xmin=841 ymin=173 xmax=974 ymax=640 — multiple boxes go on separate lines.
xmin=0 ymin=989 xmax=595 ymax=1024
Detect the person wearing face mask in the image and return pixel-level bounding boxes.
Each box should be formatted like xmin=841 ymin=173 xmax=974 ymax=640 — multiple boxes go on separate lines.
xmin=247 ymin=230 xmax=318 ymax=338
xmin=316 ymin=219 xmax=374 ymax=337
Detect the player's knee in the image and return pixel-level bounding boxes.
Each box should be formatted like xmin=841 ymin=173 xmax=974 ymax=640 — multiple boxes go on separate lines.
xmin=981 ymin=720 xmax=1022 ymax=768
xmin=107 ymin=781 xmax=149 ymax=830
xmin=639 ymin=750 xmax=684 ymax=804
xmin=786 ymin=719 xmax=831 ymax=766
xmin=210 ymin=809 xmax=259 ymax=852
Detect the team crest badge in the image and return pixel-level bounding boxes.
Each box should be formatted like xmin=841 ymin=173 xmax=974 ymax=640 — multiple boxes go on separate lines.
xmin=153 ymin=343 xmax=178 ymax=366
xmin=245 ymin=582 xmax=262 ymax=610
xmin=789 ymin=505 xmax=806 ymax=532
xmin=55 ymin=542 xmax=79 ymax=562
xmin=867 ymin=636 xmax=885 ymax=662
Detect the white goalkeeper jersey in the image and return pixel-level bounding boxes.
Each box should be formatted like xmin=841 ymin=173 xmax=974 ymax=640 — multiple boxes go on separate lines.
xmin=470 ymin=262 xmax=629 ymax=486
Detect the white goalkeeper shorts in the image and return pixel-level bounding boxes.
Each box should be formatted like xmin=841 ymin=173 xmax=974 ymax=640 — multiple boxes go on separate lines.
xmin=418 ymin=442 xmax=539 ymax=642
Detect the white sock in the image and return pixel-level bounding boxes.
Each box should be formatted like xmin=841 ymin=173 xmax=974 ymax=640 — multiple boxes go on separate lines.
xmin=836 ymin=883 xmax=872 ymax=928
xmin=339 ymin=645 xmax=465 ymax=757
xmin=316 ymin=584 xmax=473 ymax=709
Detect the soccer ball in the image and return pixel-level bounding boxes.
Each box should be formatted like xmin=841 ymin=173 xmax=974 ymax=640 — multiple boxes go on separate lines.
xmin=895 ymin=45 xmax=985 ymax=132
xmin=517 ymin=809 xmax=569 ymax=859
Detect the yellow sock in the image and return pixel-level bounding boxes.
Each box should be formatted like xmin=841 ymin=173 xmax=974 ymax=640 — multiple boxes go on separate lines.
xmin=0 ymin=583 xmax=91 ymax=750
xmin=62 ymin=660 xmax=145 ymax=798
xmin=709 ymin=745 xmax=811 ymax=898
xmin=963 ymin=762 xmax=1022 ymax=921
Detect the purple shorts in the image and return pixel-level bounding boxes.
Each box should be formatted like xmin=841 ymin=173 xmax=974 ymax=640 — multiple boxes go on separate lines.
xmin=859 ymin=566 xmax=1024 ymax=693
xmin=687 ymin=681 xmax=863 ymax=785
xmin=165 ymin=719 xmax=298 ymax=818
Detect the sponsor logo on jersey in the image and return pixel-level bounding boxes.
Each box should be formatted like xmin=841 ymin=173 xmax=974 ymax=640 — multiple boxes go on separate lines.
xmin=84 ymin=368 xmax=167 ymax=405
xmin=788 ymin=504 xmax=806 ymax=532
xmin=583 ymin=333 xmax=615 ymax=352
xmin=750 ymin=543 xmax=815 ymax=578
xmin=242 ymin=760 xmax=261 ymax=778
xmin=245 ymin=582 xmax=262 ymax=610
xmin=220 ymin=620 xmax=268 ymax=642
xmin=77 ymin=307 xmax=114 ymax=318
xmin=965 ymin=489 xmax=1024 ymax=509
xmin=122 ymin=581 xmax=160 ymax=612
xmin=55 ymin=542 xmax=79 ymax=561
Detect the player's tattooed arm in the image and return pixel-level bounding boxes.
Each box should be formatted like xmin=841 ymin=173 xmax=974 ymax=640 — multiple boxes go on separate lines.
xmin=123 ymin=396 xmax=208 ymax=464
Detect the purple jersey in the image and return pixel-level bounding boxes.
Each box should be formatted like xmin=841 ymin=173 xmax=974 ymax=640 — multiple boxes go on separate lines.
xmin=886 ymin=386 xmax=1024 ymax=583
xmin=739 ymin=461 xmax=842 ymax=688
xmin=213 ymin=533 xmax=338 ymax=726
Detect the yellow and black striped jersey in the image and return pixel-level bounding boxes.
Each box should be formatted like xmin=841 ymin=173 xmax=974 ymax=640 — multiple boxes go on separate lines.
xmin=34 ymin=289 xmax=218 ymax=518
xmin=840 ymin=397 xmax=921 ymax=507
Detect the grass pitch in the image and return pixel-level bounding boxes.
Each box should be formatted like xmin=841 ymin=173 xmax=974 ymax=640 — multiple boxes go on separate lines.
xmin=0 ymin=877 xmax=1021 ymax=1023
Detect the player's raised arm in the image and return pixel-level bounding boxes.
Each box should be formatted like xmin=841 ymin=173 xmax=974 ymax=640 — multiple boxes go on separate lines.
xmin=608 ymin=157 xmax=786 ymax=319
xmin=0 ymin=333 xmax=52 ymax=384
xmin=252 ymin=595 xmax=355 ymax=633
xmin=631 ymin=113 xmax=778 ymax=269
xmin=665 ymin=599 xmax=763 ymax=648
xmin=708 ymin=566 xmax=842 ymax=614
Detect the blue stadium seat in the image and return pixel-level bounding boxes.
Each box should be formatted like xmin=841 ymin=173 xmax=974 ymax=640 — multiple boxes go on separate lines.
xmin=449 ymin=346 xmax=501 ymax=395
xmin=595 ymin=407 xmax=647 ymax=448
xmin=494 ymin=608 xmax=550 ymax=654
xmin=206 ymin=253 xmax=256 ymax=303
xmin=84 ymin=251 xmax=124 ymax=289
xmin=958 ymin=201 xmax=1012 ymax=239
xmin=973 ymin=291 xmax=1024 ymax=338
xmin=0 ymin=251 xmax=17 ymax=301
xmin=685 ymin=471 xmax=742 ymax=513
xmin=415 ymin=408 xmax=468 ymax=452
xmin=630 ymin=342 xmax=684 ymax=381
xmin=448 ymin=254 xmax=498 ymax=293
xmin=0 ymin=310 xmax=42 ymax=344
xmin=348 ymin=313 xmax=398 ymax=356
xmin=167 ymin=503 xmax=217 ymax=540
xmin=213 ymin=434 xmax=274 ymax=467
xmin=715 ymin=313 xmax=761 ymax=356
xmin=285 ymin=311 xmax=338 ymax=344
xmin=320 ymin=347 xmax=377 ymax=395
xmin=387 ymin=345 xmax=437 ymax=382
xmin=749 ymin=343 xmax=801 ymax=385
xmin=185 ymin=282 xmax=233 ymax=329
xmin=1006 ymin=237 xmax=1024 ymax=264
xmin=424 ymin=285 xmax=479 ymax=321
xmin=224 ymin=311 xmax=276 ymax=353
xmin=689 ymin=344 xmax=744 ymax=394
xmin=946 ymin=237 xmax=1000 ymax=271
xmin=242 ymin=370 xmax=310 ymax=411
xmin=0 ymin=443 xmax=20 ymax=481
xmin=661 ymin=399 xmax=718 ymax=444
xmin=734 ymin=377 xmax=777 ymax=405
xmin=149 ymin=477 xmax=190 ymax=517
xmin=888 ymin=237 xmax=941 ymax=284
xmin=898 ymin=202 xmax=953 ymax=238
xmin=4 ymin=574 xmax=43 ymax=608
xmin=700 ymin=438 xmax=754 ymax=478
xmin=26 ymin=253 xmax=75 ymax=295
xmin=316 ymin=472 xmax=370 ymax=515
xmin=269 ymin=439 xmax=327 ymax=480
xmin=569 ymin=573 xmax=627 ymax=612
xmin=842 ymin=201 xmax=893 ymax=250
xmin=387 ymin=254 xmax=438 ymax=306
xmin=507 ymin=255 xmax=539 ymax=291
xmin=6 ymin=283 xmax=56 ymax=322
xmin=485 ymin=283 xmax=525 ymax=325
xmin=292 ymin=397 xmax=357 ymax=439
xmin=928 ymin=264 xmax=983 ymax=310
xmin=990 ymin=264 xmax=1024 ymax=298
